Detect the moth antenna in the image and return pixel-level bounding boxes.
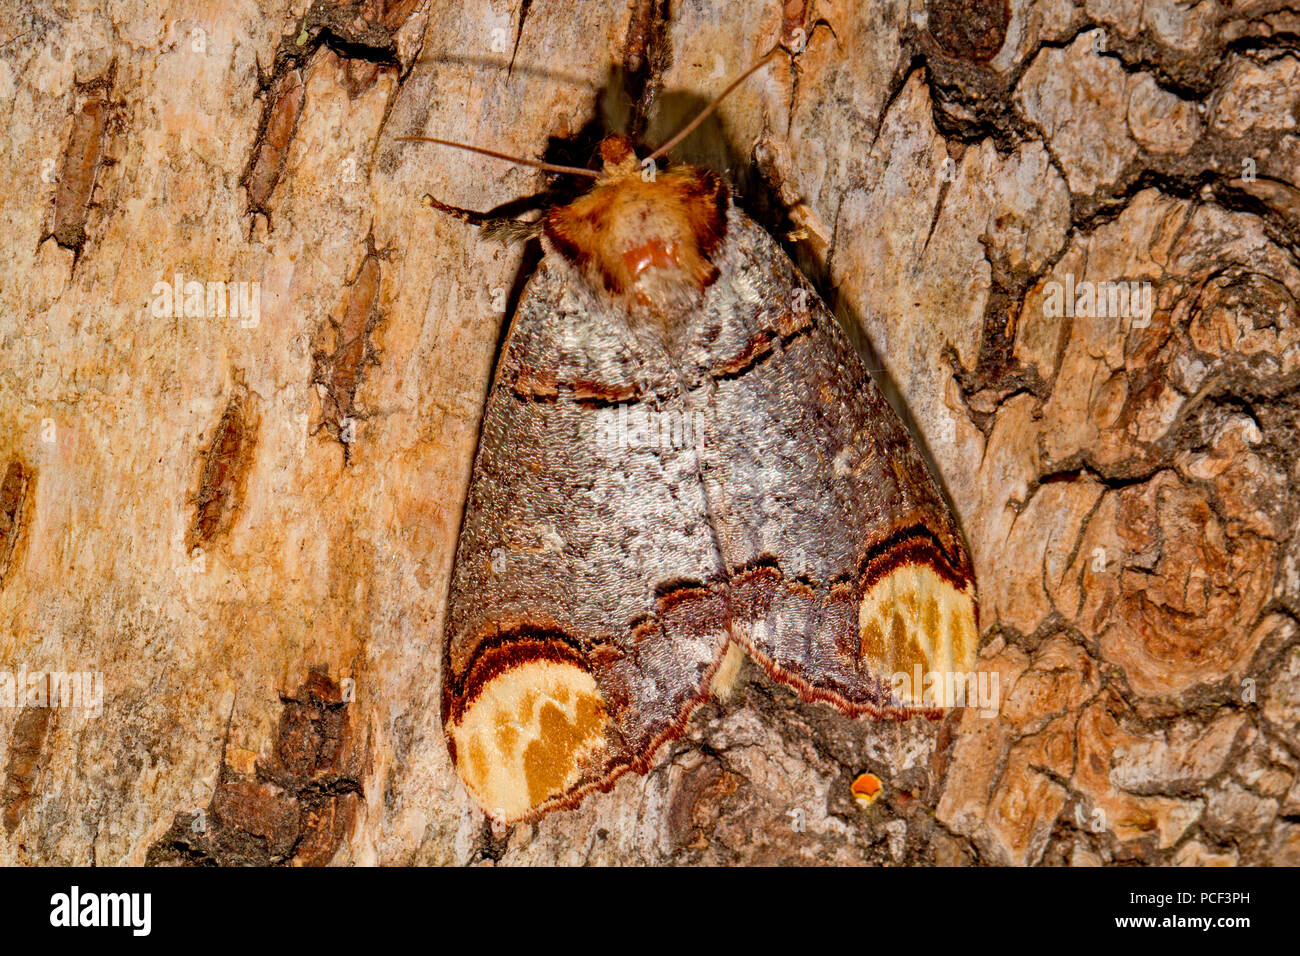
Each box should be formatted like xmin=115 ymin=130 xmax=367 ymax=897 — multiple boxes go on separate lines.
xmin=645 ymin=46 xmax=781 ymax=163
xmin=395 ymin=136 xmax=600 ymax=178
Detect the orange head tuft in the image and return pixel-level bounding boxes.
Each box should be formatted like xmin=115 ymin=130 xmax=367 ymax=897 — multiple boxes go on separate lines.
xmin=543 ymin=144 xmax=728 ymax=332
xmin=401 ymin=51 xmax=787 ymax=335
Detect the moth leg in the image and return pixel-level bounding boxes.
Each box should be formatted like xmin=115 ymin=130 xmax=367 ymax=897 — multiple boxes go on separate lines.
xmin=419 ymin=193 xmax=545 ymax=245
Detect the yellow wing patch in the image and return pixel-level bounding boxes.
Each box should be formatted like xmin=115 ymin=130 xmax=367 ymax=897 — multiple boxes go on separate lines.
xmin=449 ymin=659 xmax=609 ymax=821
xmin=858 ymin=562 xmax=977 ymax=707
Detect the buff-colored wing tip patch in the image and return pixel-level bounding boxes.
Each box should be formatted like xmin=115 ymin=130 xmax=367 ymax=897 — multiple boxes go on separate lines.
xmin=858 ymin=561 xmax=979 ymax=709
xmin=448 ymin=658 xmax=609 ymax=822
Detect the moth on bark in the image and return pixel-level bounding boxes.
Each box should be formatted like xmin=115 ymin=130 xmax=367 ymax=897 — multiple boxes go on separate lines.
xmin=409 ymin=57 xmax=979 ymax=824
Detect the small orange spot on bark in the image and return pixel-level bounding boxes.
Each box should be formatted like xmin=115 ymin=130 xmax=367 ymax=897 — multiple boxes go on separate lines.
xmin=851 ymin=772 xmax=883 ymax=806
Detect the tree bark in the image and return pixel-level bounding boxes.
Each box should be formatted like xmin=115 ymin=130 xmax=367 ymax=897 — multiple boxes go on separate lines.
xmin=0 ymin=0 xmax=1297 ymax=865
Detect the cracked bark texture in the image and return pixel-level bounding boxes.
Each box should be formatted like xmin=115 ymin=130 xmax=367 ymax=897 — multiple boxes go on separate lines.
xmin=0 ymin=0 xmax=1297 ymax=865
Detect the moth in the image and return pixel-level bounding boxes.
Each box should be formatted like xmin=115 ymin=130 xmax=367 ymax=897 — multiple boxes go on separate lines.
xmin=405 ymin=54 xmax=979 ymax=824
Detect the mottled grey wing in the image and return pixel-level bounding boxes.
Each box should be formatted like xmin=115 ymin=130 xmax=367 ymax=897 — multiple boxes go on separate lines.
xmin=443 ymin=207 xmax=979 ymax=824
xmin=681 ymin=213 xmax=979 ymax=716
xmin=442 ymin=261 xmax=731 ymax=822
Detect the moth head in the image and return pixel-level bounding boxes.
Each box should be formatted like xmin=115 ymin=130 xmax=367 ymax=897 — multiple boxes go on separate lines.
xmin=542 ymin=143 xmax=728 ymax=330
xmin=397 ymin=50 xmax=782 ymax=332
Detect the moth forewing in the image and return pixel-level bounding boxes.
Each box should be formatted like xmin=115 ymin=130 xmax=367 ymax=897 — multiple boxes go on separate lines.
xmin=439 ymin=155 xmax=977 ymax=822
